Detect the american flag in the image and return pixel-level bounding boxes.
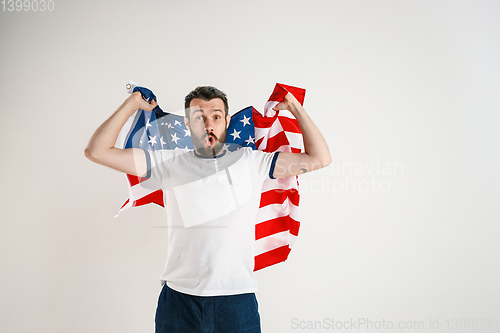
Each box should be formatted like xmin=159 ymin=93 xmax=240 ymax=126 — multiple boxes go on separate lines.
xmin=117 ymin=82 xmax=305 ymax=271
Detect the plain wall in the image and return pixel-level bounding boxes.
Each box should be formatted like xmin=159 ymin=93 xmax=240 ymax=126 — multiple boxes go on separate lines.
xmin=1 ymin=0 xmax=499 ymax=332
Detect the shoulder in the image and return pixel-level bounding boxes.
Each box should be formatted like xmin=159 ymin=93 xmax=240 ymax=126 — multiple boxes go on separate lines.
xmin=238 ymin=147 xmax=275 ymax=160
xmin=235 ymin=148 xmax=280 ymax=179
xmin=147 ymin=148 xmax=193 ymax=164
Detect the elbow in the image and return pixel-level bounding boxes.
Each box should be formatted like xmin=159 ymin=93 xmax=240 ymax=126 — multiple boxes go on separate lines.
xmin=84 ymin=146 xmax=99 ymax=163
xmin=320 ymin=156 xmax=332 ymax=169
xmin=84 ymin=147 xmax=93 ymax=161
xmin=308 ymin=155 xmax=331 ymax=172
xmin=318 ymin=152 xmax=332 ymax=169
xmin=324 ymin=154 xmax=333 ymax=167
xmin=306 ymin=154 xmax=332 ymax=171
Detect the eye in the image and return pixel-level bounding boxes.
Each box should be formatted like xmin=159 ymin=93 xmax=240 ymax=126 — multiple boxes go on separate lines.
xmin=214 ymin=115 xmax=221 ymax=120
xmin=195 ymin=115 xmax=203 ymax=121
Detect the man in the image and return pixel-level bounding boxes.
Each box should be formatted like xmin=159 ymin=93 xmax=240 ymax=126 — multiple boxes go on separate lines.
xmin=85 ymin=85 xmax=331 ymax=332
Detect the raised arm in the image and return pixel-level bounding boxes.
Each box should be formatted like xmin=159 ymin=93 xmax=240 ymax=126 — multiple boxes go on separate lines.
xmin=84 ymin=91 xmax=157 ymax=177
xmin=272 ymin=92 xmax=332 ymax=178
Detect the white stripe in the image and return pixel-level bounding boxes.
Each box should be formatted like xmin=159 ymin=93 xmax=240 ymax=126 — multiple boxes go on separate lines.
xmin=254 ymin=120 xmax=274 ymax=150
xmin=262 ymin=177 xmax=298 ymax=193
xmin=287 ymin=233 xmax=298 ymax=249
xmin=277 ymin=110 xmax=296 ymax=119
xmin=255 ymin=231 xmax=298 ymax=256
xmin=257 ymin=199 xmax=299 ymax=223
xmin=114 ymin=199 xmax=133 ymax=217
xmin=262 ymin=104 xmax=295 ymax=119
xmin=116 ymin=109 xmax=139 ymax=149
xmin=254 ymin=126 xmax=270 ymax=139
xmin=263 ymin=101 xmax=279 ymax=117
xmin=285 ymin=131 xmax=303 ymax=149
xmin=267 ymin=119 xmax=285 ymax=139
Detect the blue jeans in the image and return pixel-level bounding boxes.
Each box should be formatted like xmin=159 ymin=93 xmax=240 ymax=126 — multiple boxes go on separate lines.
xmin=155 ymin=284 xmax=261 ymax=333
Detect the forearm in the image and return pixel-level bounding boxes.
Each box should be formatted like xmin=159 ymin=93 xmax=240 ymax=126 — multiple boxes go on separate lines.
xmin=84 ymin=96 xmax=139 ymax=162
xmin=290 ymin=103 xmax=332 ymax=168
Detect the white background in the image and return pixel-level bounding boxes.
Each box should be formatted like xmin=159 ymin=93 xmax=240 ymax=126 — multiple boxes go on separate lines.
xmin=1 ymin=0 xmax=499 ymax=332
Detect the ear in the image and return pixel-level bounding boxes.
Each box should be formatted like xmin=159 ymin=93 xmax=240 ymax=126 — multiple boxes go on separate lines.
xmin=184 ymin=116 xmax=190 ymax=129
xmin=225 ymin=113 xmax=231 ymax=129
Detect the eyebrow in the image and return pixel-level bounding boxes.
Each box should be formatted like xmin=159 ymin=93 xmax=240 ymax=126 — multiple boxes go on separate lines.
xmin=192 ymin=109 xmax=224 ymax=114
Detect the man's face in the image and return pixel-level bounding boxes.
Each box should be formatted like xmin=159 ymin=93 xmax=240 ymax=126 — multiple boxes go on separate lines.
xmin=185 ymin=98 xmax=230 ymax=157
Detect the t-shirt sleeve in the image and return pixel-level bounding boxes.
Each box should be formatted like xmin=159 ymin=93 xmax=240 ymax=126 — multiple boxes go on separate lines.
xmin=247 ymin=149 xmax=281 ymax=181
xmin=143 ymin=149 xmax=179 ymax=183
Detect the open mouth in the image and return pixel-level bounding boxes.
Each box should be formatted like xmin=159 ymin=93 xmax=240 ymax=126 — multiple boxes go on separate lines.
xmin=205 ymin=135 xmax=215 ymax=147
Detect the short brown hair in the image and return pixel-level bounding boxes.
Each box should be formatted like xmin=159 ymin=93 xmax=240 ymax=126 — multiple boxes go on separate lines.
xmin=184 ymin=86 xmax=229 ymax=118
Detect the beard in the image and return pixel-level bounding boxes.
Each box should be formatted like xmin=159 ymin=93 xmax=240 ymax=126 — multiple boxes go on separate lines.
xmin=191 ymin=129 xmax=227 ymax=158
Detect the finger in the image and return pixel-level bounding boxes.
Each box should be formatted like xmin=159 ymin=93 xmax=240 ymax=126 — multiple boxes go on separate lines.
xmin=273 ymin=100 xmax=289 ymax=110
xmin=283 ymin=92 xmax=297 ymax=103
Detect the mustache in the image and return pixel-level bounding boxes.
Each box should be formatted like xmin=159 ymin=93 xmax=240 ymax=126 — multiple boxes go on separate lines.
xmin=204 ymin=132 xmax=219 ymax=141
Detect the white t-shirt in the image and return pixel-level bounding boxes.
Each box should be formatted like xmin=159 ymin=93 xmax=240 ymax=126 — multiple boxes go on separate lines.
xmin=145 ymin=147 xmax=279 ymax=296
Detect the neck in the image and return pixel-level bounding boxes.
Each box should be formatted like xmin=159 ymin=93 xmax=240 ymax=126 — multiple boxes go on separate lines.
xmin=194 ymin=146 xmax=225 ymax=158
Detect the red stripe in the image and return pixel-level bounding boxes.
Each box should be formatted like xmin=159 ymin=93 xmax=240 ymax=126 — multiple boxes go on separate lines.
xmin=268 ymin=84 xmax=288 ymax=103
xmin=260 ymin=189 xmax=285 ymax=207
xmin=263 ymin=131 xmax=289 ymax=152
xmin=254 ymin=245 xmax=291 ymax=271
xmin=279 ymin=116 xmax=301 ymax=133
xmin=289 ymin=188 xmax=300 ymax=206
xmin=275 ymin=83 xmax=306 ymax=105
xmin=289 ymin=219 xmax=300 ymax=236
xmin=255 ymin=216 xmax=300 ymax=240
xmin=260 ymin=188 xmax=300 ymax=207
xmin=127 ymin=174 xmax=139 ymax=186
xmin=127 ymin=174 xmax=148 ymax=187
xmin=253 ymin=110 xmax=278 ymax=129
xmin=120 ymin=199 xmax=130 ymax=210
xmin=253 ymin=112 xmax=301 ymax=134
xmin=268 ymin=84 xmax=306 ymax=105
xmin=133 ymin=190 xmax=164 ymax=207
xmin=255 ymin=137 xmax=264 ymax=150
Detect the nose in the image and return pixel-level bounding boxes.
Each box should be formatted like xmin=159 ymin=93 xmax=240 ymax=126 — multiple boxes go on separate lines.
xmin=204 ymin=118 xmax=214 ymax=133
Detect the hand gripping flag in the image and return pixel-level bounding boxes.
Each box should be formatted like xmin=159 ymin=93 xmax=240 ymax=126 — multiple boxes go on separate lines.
xmin=117 ymin=81 xmax=305 ymax=271
xmin=116 ymin=83 xmax=194 ymax=213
